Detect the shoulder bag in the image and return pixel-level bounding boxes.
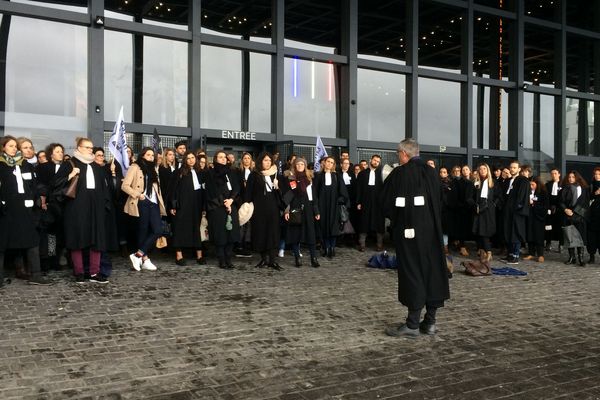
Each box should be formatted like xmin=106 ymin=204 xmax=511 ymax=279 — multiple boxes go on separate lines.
xmin=64 ymin=160 xmax=79 ymax=199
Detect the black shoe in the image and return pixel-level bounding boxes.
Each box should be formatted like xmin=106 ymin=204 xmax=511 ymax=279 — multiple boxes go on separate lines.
xmin=326 ymin=248 xmax=332 ymax=259
xmin=255 ymin=259 xmax=268 ymax=268
xmin=589 ymin=254 xmax=595 ymax=264
xmin=27 ymin=275 xmax=52 ymax=286
xmin=294 ymin=256 xmax=302 ymax=267
xmin=320 ymin=247 xmax=327 ymax=257
xmin=505 ymin=256 xmax=519 ymax=265
xmin=75 ymin=274 xmax=86 ymax=284
xmin=565 ymin=256 xmax=576 ymax=265
xmin=89 ymin=273 xmax=109 ymax=284
xmin=311 ymin=257 xmax=320 ymax=268
xmin=419 ymin=321 xmax=436 ymax=335
xmin=176 ymin=258 xmax=186 ymax=266
xmin=196 ymin=258 xmax=206 ymax=265
xmin=225 ymin=263 xmax=235 ymax=269
xmin=269 ymin=262 xmax=283 ymax=271
xmin=331 ymin=248 xmax=335 ymax=258
xmin=385 ymin=324 xmax=420 ymax=338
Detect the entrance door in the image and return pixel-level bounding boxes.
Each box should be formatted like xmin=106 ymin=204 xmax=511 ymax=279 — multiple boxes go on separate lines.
xmin=205 ymin=143 xmax=263 ymax=162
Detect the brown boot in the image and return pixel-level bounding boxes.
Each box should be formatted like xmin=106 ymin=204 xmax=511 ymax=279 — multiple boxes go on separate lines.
xmin=460 ymin=247 xmax=469 ymax=257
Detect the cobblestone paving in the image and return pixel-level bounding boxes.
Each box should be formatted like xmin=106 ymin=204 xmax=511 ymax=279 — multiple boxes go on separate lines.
xmin=1 ymin=245 xmax=600 ymax=400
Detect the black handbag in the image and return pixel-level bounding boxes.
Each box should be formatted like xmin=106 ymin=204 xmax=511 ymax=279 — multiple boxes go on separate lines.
xmin=288 ymin=205 xmax=304 ymax=226
xmin=339 ymin=204 xmax=349 ymax=223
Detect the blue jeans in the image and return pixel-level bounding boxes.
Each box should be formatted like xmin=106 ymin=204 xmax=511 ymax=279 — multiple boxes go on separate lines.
xmin=511 ymin=241 xmax=521 ymax=258
xmin=137 ymin=199 xmax=162 ymax=255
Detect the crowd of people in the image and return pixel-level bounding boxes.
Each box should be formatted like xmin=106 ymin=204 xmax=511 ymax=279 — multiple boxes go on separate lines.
xmin=0 ymin=134 xmax=598 ymax=288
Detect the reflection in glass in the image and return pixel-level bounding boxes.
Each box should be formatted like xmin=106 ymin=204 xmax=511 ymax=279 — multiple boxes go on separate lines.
xmin=105 ymin=0 xmax=188 ymax=26
xmin=357 ymin=69 xmax=405 ymax=142
xmin=524 ymin=25 xmax=556 ymax=87
xmin=419 ymin=3 xmax=462 ymax=73
xmin=565 ymin=98 xmax=600 ymax=156
xmin=201 ymin=46 xmax=242 ymax=130
xmin=474 ymin=14 xmax=510 ymax=81
xmin=523 ymin=93 xmax=554 ymax=162
xmin=525 ymin=0 xmax=561 ymax=21
xmin=472 ymin=85 xmax=509 ymax=150
xmin=11 ymin=0 xmax=87 ymax=13
xmin=285 ymin=0 xmax=340 ymax=53
xmin=249 ymin=53 xmax=271 ymax=133
xmin=201 ymin=0 xmax=272 ymax=40
xmin=474 ymin=0 xmax=514 ymax=11
xmin=418 ymin=78 xmax=460 ymax=147
xmin=566 ymin=34 xmax=599 ymax=93
xmin=284 ymin=58 xmax=337 ymax=138
xmin=358 ymin=1 xmax=406 ymax=63
xmin=143 ymin=37 xmax=187 ymax=127
xmin=104 ymin=30 xmax=132 ymax=122
xmin=3 ymin=16 xmax=87 ymax=151
xmin=567 ymin=1 xmax=600 ymax=33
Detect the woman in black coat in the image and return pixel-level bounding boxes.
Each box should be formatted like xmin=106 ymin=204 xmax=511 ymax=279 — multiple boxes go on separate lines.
xmin=158 ymin=148 xmax=177 ymax=204
xmin=339 ymin=158 xmax=356 ymax=246
xmin=54 ymin=137 xmax=111 ymax=283
xmin=0 ymin=136 xmax=50 ymax=286
xmin=204 ymin=150 xmax=240 ymax=269
xmin=471 ymin=163 xmax=499 ymax=262
xmin=524 ymin=177 xmax=549 ymax=263
xmin=559 ymin=171 xmax=590 ymax=266
xmin=281 ymin=157 xmax=321 ymax=268
xmin=169 ymin=151 xmax=205 ymax=266
xmin=245 ymin=152 xmax=282 ymax=270
xmin=313 ymin=156 xmax=349 ymax=259
xmin=587 ymin=167 xmax=600 ymax=264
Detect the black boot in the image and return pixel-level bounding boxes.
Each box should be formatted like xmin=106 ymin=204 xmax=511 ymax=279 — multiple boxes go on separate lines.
xmin=326 ymin=247 xmax=332 ymax=259
xmin=565 ymin=248 xmax=576 ymax=265
xmin=589 ymin=253 xmax=596 ymax=264
xmin=255 ymin=259 xmax=268 ymax=268
xmin=577 ymin=248 xmax=586 ymax=266
xmin=331 ymin=247 xmax=335 ymax=258
xmin=294 ymin=255 xmax=302 ymax=267
xmin=311 ymin=257 xmax=320 ymax=268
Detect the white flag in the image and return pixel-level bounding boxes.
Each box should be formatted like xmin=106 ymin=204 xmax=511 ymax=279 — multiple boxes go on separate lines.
xmin=314 ymin=136 xmax=328 ymax=172
xmin=108 ymin=106 xmax=130 ymax=174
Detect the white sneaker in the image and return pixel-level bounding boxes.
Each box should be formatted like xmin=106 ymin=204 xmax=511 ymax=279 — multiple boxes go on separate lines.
xmin=278 ymin=249 xmax=284 ymax=258
xmin=299 ymin=252 xmax=303 ymax=258
xmin=129 ymin=253 xmax=142 ymax=271
xmin=142 ymin=259 xmax=157 ymax=271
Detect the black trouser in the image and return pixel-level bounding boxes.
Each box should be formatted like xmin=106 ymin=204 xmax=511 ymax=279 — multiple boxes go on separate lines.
xmin=587 ymin=230 xmax=600 ymax=255
xmin=528 ymin=243 xmax=544 ymax=257
xmin=0 ymin=247 xmax=42 ymax=284
xmin=216 ymin=243 xmax=233 ymax=265
xmin=477 ymin=236 xmax=491 ymax=252
xmin=259 ymin=249 xmax=277 ymax=264
xmin=406 ymin=305 xmax=437 ymax=329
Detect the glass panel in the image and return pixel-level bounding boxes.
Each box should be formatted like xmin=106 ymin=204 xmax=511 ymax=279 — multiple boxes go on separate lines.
xmin=566 ymin=98 xmax=600 ymax=156
xmin=524 ymin=25 xmax=557 ymax=88
xmin=285 ymin=0 xmax=340 ymax=53
xmin=523 ymin=93 xmax=555 ymax=174
xmin=567 ymin=1 xmax=600 ymax=33
xmin=419 ymin=3 xmax=463 ymax=73
xmin=2 ymin=16 xmax=87 ymax=151
xmin=474 ymin=0 xmax=515 ymax=12
xmin=201 ymin=0 xmax=272 ymax=40
xmin=201 ymin=46 xmax=242 ymax=130
xmin=284 ymin=58 xmax=337 ymax=138
xmin=357 ymin=69 xmax=405 ymax=142
xmin=566 ymin=34 xmax=599 ymax=93
xmin=142 ymin=37 xmax=187 ymax=127
xmin=249 ymin=53 xmax=271 ymax=133
xmin=105 ymin=0 xmax=188 ymax=27
xmin=358 ymin=1 xmax=406 ymax=64
xmin=473 ymin=14 xmax=511 ymax=81
xmin=472 ymin=85 xmax=509 ymax=150
xmin=418 ymin=78 xmax=460 ymax=147
xmin=104 ymin=30 xmax=133 ymax=122
xmin=525 ymin=0 xmax=561 ymax=21
xmin=11 ymin=0 xmax=87 ymax=13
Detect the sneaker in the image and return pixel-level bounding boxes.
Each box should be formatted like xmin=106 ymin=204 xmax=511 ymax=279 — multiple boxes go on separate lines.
xmin=142 ymin=259 xmax=157 ymax=271
xmin=278 ymin=249 xmax=284 ymax=258
xmin=27 ymin=275 xmax=52 ymax=285
xmin=89 ymin=273 xmax=109 ymax=284
xmin=175 ymin=258 xmax=186 ymax=266
xmin=506 ymin=256 xmax=519 ymax=265
xmin=74 ymin=274 xmax=86 ymax=284
xmin=129 ymin=253 xmax=142 ymax=271
xmin=235 ymin=249 xmax=252 ymax=258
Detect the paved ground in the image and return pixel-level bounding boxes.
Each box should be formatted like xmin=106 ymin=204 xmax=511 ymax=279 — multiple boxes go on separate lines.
xmin=1 ymin=244 xmax=600 ymax=400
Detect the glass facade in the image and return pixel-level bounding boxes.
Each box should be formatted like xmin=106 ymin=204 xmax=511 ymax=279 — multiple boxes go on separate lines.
xmin=0 ymin=0 xmax=597 ymax=175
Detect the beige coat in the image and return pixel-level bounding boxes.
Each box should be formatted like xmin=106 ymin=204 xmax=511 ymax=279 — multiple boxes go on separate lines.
xmin=121 ymin=163 xmax=167 ymax=217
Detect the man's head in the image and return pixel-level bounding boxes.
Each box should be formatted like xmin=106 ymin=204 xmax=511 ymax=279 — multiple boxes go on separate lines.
xmin=359 ymin=160 xmax=368 ymax=170
xmin=226 ymin=153 xmax=235 ymax=165
xmin=451 ymin=166 xmax=461 ymax=178
xmin=397 ymin=138 xmax=419 ymax=165
xmin=426 ymin=159 xmax=435 ymax=169
xmin=340 ymin=150 xmax=350 ymax=160
xmin=520 ymin=164 xmax=532 ymax=178
xmin=369 ymin=155 xmax=381 ymax=169
xmin=550 ymin=168 xmax=561 ymax=182
xmin=175 ymin=141 xmax=187 ymax=156
xmin=509 ymin=160 xmax=520 ymax=177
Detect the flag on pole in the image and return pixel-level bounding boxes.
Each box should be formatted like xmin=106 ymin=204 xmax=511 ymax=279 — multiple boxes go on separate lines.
xmin=314 ymin=135 xmax=328 ymax=173
xmin=108 ymin=106 xmax=129 ymax=174
xmin=152 ymin=128 xmax=162 ymax=155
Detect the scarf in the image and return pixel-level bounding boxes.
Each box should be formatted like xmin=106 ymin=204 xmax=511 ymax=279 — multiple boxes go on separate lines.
xmin=260 ymin=165 xmax=279 ymax=190
xmin=137 ymin=158 xmax=159 ymax=196
xmin=73 ymin=149 xmax=94 ymax=164
xmin=27 ymin=155 xmax=38 ymax=165
xmin=0 ymin=151 xmax=23 ymax=167
xmin=294 ymin=170 xmax=311 ymax=194
xmin=213 ymin=162 xmax=230 ymax=179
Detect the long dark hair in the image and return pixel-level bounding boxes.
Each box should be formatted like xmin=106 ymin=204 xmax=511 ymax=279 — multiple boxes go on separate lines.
xmin=179 ymin=151 xmax=199 ymax=176
xmin=562 ymin=170 xmax=588 ymax=189
xmin=255 ymin=152 xmax=273 ymax=173
xmin=136 ymin=147 xmax=159 ymax=187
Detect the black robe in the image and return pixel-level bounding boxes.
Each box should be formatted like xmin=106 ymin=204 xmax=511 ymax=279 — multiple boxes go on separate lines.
xmin=472 ymin=181 xmax=500 ymax=238
xmin=281 ymin=174 xmax=319 ymax=245
xmin=440 ymin=177 xmax=451 ymax=235
xmin=56 ymin=158 xmax=111 ymax=251
xmin=355 ymin=167 xmax=385 ymax=234
xmin=35 ymin=161 xmax=69 ymax=233
xmin=340 ymin=170 xmax=358 ymax=232
xmin=203 ymin=168 xmax=240 ymax=247
xmin=502 ymin=175 xmax=530 ymax=244
xmin=245 ymin=171 xmax=281 ymax=252
xmin=169 ymin=170 xmax=204 ymax=249
xmin=527 ymin=189 xmax=549 ymax=246
xmin=382 ymin=157 xmax=450 ymax=310
xmin=158 ymin=165 xmax=177 ymax=206
xmin=449 ymin=177 xmax=475 ymax=241
xmin=313 ymin=171 xmax=349 ymax=238
xmin=0 ymin=161 xmax=40 ymax=250
xmin=559 ymin=184 xmax=589 ymax=244
xmin=545 ymin=180 xmax=563 ymax=242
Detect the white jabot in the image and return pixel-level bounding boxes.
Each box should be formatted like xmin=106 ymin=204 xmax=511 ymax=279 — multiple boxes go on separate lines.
xmin=265 ymin=175 xmax=273 ymax=192
xmin=244 ymin=168 xmax=251 ymax=180
xmin=480 ymin=180 xmax=489 ymax=199
xmin=551 ymin=181 xmax=559 ymax=196
xmin=507 ymin=177 xmax=515 ymax=194
xmin=576 ymin=185 xmax=582 ymax=200
xmin=192 ymin=170 xmax=201 ymax=190
xmin=325 ymin=172 xmax=332 ymax=186
xmin=148 ymin=185 xmax=158 ymax=204
xmin=368 ymin=170 xmax=375 ymax=186
xmin=170 ymin=165 xmax=175 ymax=172
xmin=14 ymin=165 xmax=24 ymax=194
xmin=55 ymin=163 xmax=61 ymax=173
xmin=86 ymin=165 xmax=95 ymax=189
xmin=306 ymin=184 xmax=313 ymax=201
xmin=342 ymin=171 xmax=351 ymax=185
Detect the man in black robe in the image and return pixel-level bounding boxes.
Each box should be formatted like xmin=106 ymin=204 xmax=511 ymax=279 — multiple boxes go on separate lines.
xmin=382 ymin=139 xmax=450 ymax=337
xmin=502 ymin=161 xmax=530 ymax=264
xmin=355 ymin=155 xmax=385 ymax=251
xmin=545 ymin=168 xmax=562 ymax=251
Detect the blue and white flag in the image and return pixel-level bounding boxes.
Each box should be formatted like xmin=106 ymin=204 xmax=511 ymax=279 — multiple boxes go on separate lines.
xmin=314 ymin=135 xmax=328 ymax=172
xmin=108 ymin=106 xmax=129 ymax=174
xmin=152 ymin=128 xmax=162 ymax=155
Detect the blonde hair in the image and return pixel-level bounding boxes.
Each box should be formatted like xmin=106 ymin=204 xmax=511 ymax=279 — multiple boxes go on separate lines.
xmin=161 ymin=148 xmax=175 ymax=168
xmin=292 ymin=157 xmax=313 ymax=181
xmin=476 ymin=163 xmax=494 ymax=189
